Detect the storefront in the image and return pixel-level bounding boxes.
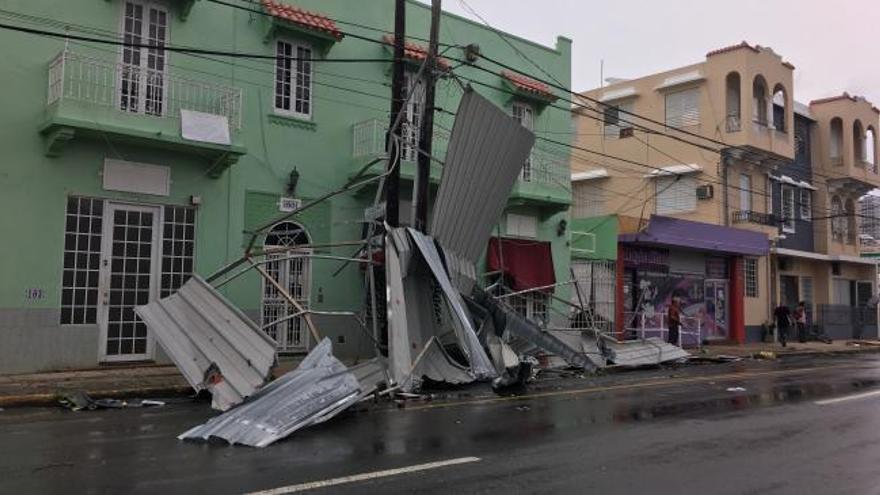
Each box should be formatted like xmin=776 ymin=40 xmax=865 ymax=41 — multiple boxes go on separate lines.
xmin=616 ymin=216 xmax=770 ymax=345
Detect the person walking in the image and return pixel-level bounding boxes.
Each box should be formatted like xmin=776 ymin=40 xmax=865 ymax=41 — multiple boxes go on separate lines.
xmin=794 ymin=301 xmax=808 ymax=343
xmin=774 ymin=303 xmax=793 ymax=347
xmin=667 ymin=297 xmax=681 ymax=346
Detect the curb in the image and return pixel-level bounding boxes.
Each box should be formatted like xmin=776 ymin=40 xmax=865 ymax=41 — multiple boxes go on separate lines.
xmin=0 ymin=385 xmax=194 ymax=408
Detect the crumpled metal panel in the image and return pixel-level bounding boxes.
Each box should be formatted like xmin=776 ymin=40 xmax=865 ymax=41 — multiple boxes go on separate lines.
xmin=179 ymin=339 xmax=387 ymax=448
xmin=407 ymin=228 xmax=496 ymax=380
xmin=429 ymin=88 xmax=536 ymax=264
xmin=134 ymin=276 xmax=276 ymax=411
xmin=604 ymin=337 xmax=689 ymax=366
xmin=402 ymin=337 xmax=475 ymax=391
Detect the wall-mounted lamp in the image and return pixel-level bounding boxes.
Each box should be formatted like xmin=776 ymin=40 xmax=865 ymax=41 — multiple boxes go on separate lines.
xmin=557 ymin=218 xmax=568 ymax=237
xmin=286 ymin=168 xmax=300 ymax=197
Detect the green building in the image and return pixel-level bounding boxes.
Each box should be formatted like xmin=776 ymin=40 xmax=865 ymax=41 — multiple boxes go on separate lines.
xmin=0 ymin=0 xmax=573 ymax=373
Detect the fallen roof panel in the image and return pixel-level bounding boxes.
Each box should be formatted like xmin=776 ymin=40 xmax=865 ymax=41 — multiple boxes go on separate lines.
xmin=134 ymin=276 xmax=277 ymax=411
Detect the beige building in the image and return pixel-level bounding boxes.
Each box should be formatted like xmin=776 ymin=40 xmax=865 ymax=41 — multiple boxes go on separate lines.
xmin=571 ymin=42 xmax=879 ymax=342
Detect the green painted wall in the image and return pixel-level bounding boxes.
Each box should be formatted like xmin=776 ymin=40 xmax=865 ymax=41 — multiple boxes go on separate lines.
xmin=570 ymin=215 xmax=619 ymax=261
xmin=0 ymin=0 xmax=572 ymax=372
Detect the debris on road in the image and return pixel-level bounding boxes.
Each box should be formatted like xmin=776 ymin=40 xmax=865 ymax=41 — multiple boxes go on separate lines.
xmin=59 ymin=391 xmax=166 ymax=411
xmin=180 ymin=338 xmax=388 ymax=448
xmin=753 ymin=351 xmax=777 ymax=360
xmin=135 ymin=276 xmax=277 ymax=411
xmin=726 ymin=387 xmax=747 ymax=392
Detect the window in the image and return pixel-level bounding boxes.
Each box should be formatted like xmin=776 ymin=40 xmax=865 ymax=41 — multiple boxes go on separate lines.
xmin=831 ymin=195 xmax=846 ymax=242
xmin=506 ymin=213 xmax=537 ymax=238
xmin=781 ymin=185 xmax=795 ymax=233
xmin=120 ymin=1 xmax=168 ymax=116
xmin=274 ymin=39 xmax=313 ymax=118
xmin=664 ymin=87 xmax=700 ymax=128
xmin=509 ymin=292 xmax=549 ymax=326
xmin=799 ymin=189 xmax=811 ymax=221
xmin=401 ymin=71 xmax=426 ymax=162
xmin=572 ymin=181 xmax=606 ymax=218
xmin=744 ymin=257 xmax=758 ymax=298
xmin=801 ymin=276 xmax=813 ymax=319
xmin=512 ymin=102 xmax=535 ymax=180
xmin=725 ymin=72 xmax=741 ymax=132
xmin=766 ymin=176 xmax=773 ymax=214
xmin=752 ymin=76 xmax=768 ymax=126
xmin=604 ymin=101 xmax=633 ymax=138
xmin=61 ymin=197 xmax=103 ymax=325
xmin=655 ymin=175 xmax=696 ymax=214
xmin=830 ymin=118 xmax=843 ymax=164
xmin=772 ymin=85 xmax=787 ymax=132
xmin=854 ymin=120 xmax=866 ymax=165
xmin=160 ymin=206 xmax=196 ymax=297
xmin=739 ymin=174 xmax=752 ymax=211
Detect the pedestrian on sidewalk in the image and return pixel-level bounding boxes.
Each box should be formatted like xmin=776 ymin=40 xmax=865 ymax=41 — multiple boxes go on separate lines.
xmin=667 ymin=297 xmax=681 ymax=346
xmin=794 ymin=302 xmax=808 ymax=343
xmin=774 ymin=303 xmax=793 ymax=347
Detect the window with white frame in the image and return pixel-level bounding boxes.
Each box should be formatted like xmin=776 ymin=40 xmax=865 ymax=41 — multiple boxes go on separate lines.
xmin=506 ymin=213 xmax=538 ymax=238
xmin=739 ymin=174 xmax=752 ymax=211
xmin=604 ymin=101 xmax=633 ymax=138
xmin=799 ymin=188 xmax=811 ymax=221
xmin=572 ymin=181 xmax=606 ymax=218
xmin=61 ymin=197 xmax=104 ymax=325
xmin=781 ymin=185 xmax=795 ymax=233
xmin=400 ymin=71 xmax=426 ymax=162
xmin=119 ymin=1 xmax=168 ymax=116
xmin=274 ymin=39 xmax=313 ymax=118
xmin=665 ymin=87 xmax=700 ymax=128
xmin=509 ymin=291 xmax=549 ymax=326
xmin=655 ymin=175 xmax=697 ymax=214
xmin=744 ymin=257 xmax=758 ymax=298
xmin=512 ymin=101 xmax=535 ymax=180
xmin=766 ymin=176 xmax=773 ymax=214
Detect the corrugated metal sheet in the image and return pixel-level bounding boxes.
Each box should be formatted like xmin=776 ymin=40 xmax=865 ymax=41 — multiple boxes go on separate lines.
xmin=180 ymin=339 xmax=387 ymax=448
xmin=604 ymin=337 xmax=689 ymax=366
xmin=134 ymin=276 xmax=276 ymax=411
xmin=430 ymin=88 xmax=535 ymax=263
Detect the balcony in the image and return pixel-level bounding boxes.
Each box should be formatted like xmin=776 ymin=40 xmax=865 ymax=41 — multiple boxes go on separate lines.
xmin=731 ymin=210 xmax=778 ymax=227
xmin=351 ymin=119 xmax=570 ymax=207
xmin=41 ymin=50 xmax=246 ymax=175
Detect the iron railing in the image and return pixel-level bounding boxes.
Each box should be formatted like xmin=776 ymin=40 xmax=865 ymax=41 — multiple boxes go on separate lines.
xmin=47 ymin=50 xmax=243 ymax=130
xmin=351 ymin=118 xmax=569 ymax=187
xmin=623 ymin=311 xmax=702 ymax=349
xmin=731 ymin=210 xmax=779 ymax=226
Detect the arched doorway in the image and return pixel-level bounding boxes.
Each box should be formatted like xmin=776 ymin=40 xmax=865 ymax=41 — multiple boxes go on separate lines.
xmin=262 ymin=221 xmax=311 ymax=352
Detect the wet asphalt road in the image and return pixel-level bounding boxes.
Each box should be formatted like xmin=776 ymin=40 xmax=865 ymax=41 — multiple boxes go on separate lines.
xmin=2 ymin=354 xmax=880 ymax=494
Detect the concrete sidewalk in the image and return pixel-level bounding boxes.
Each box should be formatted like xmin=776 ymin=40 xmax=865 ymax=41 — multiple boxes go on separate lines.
xmin=2 ymin=341 xmax=879 ymax=408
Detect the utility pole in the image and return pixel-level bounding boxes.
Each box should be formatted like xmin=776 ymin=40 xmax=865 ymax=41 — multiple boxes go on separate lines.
xmin=413 ymin=0 xmax=441 ymax=233
xmin=385 ymin=0 xmax=406 ymax=228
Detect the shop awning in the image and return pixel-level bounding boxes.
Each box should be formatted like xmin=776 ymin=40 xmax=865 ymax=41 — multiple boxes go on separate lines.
xmin=487 ymin=238 xmax=556 ymax=292
xmin=619 ymin=215 xmax=770 ymax=256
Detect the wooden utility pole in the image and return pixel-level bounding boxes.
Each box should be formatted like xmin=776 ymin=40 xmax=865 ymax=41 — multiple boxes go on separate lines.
xmin=413 ymin=0 xmax=441 ymax=233
xmin=385 ymin=0 xmax=406 ymax=228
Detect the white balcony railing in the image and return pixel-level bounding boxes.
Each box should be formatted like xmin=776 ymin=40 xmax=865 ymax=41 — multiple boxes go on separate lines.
xmin=47 ymin=50 xmax=242 ymax=130
xmin=352 ymin=118 xmax=569 ymax=187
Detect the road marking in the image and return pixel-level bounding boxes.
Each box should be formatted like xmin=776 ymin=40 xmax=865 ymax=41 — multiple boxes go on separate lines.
xmin=243 ymin=457 xmax=482 ymax=494
xmin=814 ymin=389 xmax=880 ymax=406
xmin=404 ymin=363 xmax=865 ymax=412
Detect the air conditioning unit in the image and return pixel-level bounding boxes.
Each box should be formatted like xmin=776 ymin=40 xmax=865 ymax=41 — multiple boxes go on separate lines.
xmin=696 ymin=184 xmax=714 ymax=200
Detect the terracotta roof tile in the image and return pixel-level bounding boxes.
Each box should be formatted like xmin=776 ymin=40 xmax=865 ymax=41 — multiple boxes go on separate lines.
xmin=262 ymin=0 xmax=343 ymax=41
xmin=706 ymin=41 xmax=759 ymax=58
xmin=501 ymin=70 xmax=557 ymax=101
xmin=381 ymin=35 xmax=450 ymax=69
xmin=810 ymin=92 xmax=880 ymax=113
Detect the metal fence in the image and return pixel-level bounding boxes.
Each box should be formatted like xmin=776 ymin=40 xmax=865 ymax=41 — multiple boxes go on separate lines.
xmin=817 ymin=304 xmax=878 ymax=340
xmin=622 ymin=311 xmax=702 ymax=349
xmin=47 ymin=50 xmax=243 ymax=129
xmin=570 ymin=260 xmax=616 ymax=334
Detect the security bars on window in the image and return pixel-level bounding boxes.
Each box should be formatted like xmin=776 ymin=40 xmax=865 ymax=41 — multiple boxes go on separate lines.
xmin=744 ymin=257 xmax=758 ymax=298
xmin=61 ymin=197 xmax=104 ymax=325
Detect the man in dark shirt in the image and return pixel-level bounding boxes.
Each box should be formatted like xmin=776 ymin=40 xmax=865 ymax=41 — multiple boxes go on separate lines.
xmin=774 ymin=304 xmax=792 ymax=347
xmin=667 ymin=297 xmax=681 ymax=346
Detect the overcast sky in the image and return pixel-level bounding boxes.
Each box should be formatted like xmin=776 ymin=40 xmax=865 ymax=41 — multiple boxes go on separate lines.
xmin=430 ymin=0 xmax=880 ymax=105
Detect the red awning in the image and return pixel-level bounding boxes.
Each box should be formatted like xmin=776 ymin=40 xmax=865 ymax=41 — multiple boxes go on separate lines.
xmin=487 ymin=238 xmax=556 ymax=292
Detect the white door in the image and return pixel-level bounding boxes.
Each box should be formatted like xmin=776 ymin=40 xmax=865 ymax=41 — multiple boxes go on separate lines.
xmin=261 ymin=222 xmax=311 ymax=352
xmin=97 ymin=203 xmax=161 ymax=361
